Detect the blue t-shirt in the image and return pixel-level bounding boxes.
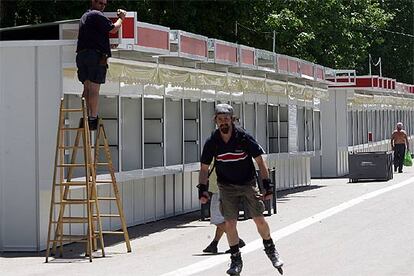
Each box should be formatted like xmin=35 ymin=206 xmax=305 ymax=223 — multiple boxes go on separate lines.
xmin=200 ymin=126 xmax=265 ymax=185
xmin=76 ymin=10 xmax=114 ymax=56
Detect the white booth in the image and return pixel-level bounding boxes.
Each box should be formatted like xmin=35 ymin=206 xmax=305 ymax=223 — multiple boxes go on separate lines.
xmin=0 ymin=14 xmax=332 ymax=251
xmin=318 ymin=71 xmax=414 ymax=177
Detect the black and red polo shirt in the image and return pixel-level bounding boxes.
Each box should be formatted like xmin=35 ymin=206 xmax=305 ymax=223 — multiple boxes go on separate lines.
xmin=201 ymin=126 xmax=265 ymax=185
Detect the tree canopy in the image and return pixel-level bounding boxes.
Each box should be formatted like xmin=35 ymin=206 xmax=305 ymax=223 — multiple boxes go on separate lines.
xmin=1 ymin=0 xmax=412 ymax=84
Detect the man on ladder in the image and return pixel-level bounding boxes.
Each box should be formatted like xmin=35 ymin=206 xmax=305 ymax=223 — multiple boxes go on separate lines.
xmin=76 ymin=0 xmax=126 ymax=129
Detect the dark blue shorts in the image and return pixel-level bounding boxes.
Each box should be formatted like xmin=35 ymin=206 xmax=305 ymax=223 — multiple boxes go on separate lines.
xmin=76 ymin=49 xmax=107 ymax=84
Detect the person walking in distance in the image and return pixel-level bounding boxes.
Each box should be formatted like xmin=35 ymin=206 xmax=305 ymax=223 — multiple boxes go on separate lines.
xmin=391 ymin=122 xmax=409 ymax=173
xmin=198 ymin=104 xmax=283 ymax=275
xmin=76 ymin=0 xmax=126 ymax=130
xmin=202 ymin=160 xmax=246 ymax=254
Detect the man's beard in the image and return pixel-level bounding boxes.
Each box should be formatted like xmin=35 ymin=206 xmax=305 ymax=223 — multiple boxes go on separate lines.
xmin=219 ymin=124 xmax=230 ymax=134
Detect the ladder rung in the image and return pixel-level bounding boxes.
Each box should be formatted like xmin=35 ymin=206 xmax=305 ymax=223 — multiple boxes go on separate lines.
xmin=61 ymin=108 xmax=83 ymax=112
xmin=59 ymin=146 xmax=84 ymax=149
xmin=95 ymin=145 xmax=108 ymax=149
xmin=98 ymin=231 xmax=125 ymax=235
xmin=96 ymin=163 xmax=109 ymax=166
xmin=96 ymin=181 xmax=113 ymax=184
xmin=51 ymin=234 xmax=88 ymax=242
xmin=49 ymin=239 xmax=89 ymax=243
xmin=94 ymin=214 xmax=120 ymax=218
xmin=52 ymin=217 xmax=89 ymax=223
xmin=61 ymin=127 xmax=84 ymax=131
xmin=55 ymin=199 xmax=95 ymax=204
xmin=57 ymin=164 xmax=91 ymax=167
xmin=55 ymin=181 xmax=87 ymax=186
xmin=97 ymin=197 xmax=117 ymax=200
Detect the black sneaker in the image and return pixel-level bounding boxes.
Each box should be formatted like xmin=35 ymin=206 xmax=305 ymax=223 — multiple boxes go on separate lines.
xmin=226 ymin=252 xmax=243 ymax=275
xmin=225 ymin=239 xmax=246 ymax=254
xmin=203 ymin=243 xmax=218 ymax=254
xmin=264 ymin=244 xmax=284 ymax=272
xmin=88 ymin=116 xmax=99 ymax=131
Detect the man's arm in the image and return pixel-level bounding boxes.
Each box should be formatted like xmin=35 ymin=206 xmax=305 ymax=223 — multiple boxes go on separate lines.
xmin=198 ymin=163 xmax=210 ymax=204
xmin=199 ymin=163 xmax=210 ymax=186
xmin=109 ymin=9 xmax=126 ymax=34
xmin=255 ymin=155 xmax=269 ymax=180
xmin=254 ymin=155 xmax=274 ymax=200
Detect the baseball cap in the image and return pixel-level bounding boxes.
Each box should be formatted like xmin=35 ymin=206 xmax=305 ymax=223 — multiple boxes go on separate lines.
xmin=215 ymin=103 xmax=233 ymax=116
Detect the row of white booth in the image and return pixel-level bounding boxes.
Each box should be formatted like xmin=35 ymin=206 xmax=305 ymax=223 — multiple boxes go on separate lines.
xmin=1 ymin=12 xmax=414 ymax=251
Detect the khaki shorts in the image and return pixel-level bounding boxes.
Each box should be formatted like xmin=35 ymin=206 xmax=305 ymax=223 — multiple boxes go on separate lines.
xmin=218 ymin=180 xmax=265 ymax=220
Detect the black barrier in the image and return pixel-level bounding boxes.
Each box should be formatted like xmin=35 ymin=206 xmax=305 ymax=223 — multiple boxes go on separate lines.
xmin=348 ymin=151 xmax=393 ymax=182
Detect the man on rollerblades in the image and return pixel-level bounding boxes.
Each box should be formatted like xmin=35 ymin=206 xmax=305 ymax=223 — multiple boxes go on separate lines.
xmin=198 ymin=104 xmax=284 ymax=275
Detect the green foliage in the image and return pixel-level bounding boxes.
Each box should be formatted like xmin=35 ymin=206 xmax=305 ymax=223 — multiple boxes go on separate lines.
xmin=0 ymin=0 xmax=412 ymax=84
xmin=266 ymin=0 xmax=393 ymax=70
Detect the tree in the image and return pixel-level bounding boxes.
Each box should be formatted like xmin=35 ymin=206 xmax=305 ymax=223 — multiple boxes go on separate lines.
xmin=264 ymin=0 xmax=394 ymax=73
xmin=0 ymin=0 xmax=412 ymax=84
xmin=368 ymin=0 xmax=414 ymax=84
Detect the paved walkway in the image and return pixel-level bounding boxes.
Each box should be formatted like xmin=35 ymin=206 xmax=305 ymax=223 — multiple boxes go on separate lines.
xmin=1 ymin=166 xmax=414 ymax=276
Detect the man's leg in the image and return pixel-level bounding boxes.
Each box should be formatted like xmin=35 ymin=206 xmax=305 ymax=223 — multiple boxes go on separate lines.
xmin=396 ymin=145 xmax=404 ymax=173
xmin=252 ymin=216 xmax=283 ymax=270
xmin=87 ymin=81 xmax=100 ymax=118
xmin=399 ymin=146 xmax=406 ymax=172
xmin=252 ymin=216 xmax=271 ymax=239
xmin=225 ymin=219 xmax=243 ymax=275
xmin=225 ymin=219 xmax=239 ymax=246
xmin=215 ymin=223 xmax=226 ymax=240
xmin=203 ymin=224 xmax=225 ymax=253
xmin=82 ymin=81 xmax=90 ymax=115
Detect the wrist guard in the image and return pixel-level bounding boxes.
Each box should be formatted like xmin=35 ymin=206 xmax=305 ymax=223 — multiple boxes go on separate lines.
xmin=262 ymin=178 xmax=274 ymax=195
xmin=196 ymin=183 xmax=208 ymax=200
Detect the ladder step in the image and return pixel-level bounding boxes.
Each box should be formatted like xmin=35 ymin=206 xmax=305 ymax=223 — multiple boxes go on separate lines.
xmin=51 ymin=235 xmax=89 ymax=242
xmin=55 ymin=199 xmax=96 ymax=204
xmin=57 ymin=164 xmax=92 ymax=167
xmin=96 ymin=163 xmax=109 ymax=166
xmin=59 ymin=146 xmax=84 ymax=149
xmin=61 ymin=127 xmax=84 ymax=131
xmin=94 ymin=214 xmax=120 ymax=218
xmin=52 ymin=217 xmax=89 ymax=223
xmin=98 ymin=231 xmax=125 ymax=235
xmin=55 ymin=181 xmax=88 ymax=186
xmin=97 ymin=197 xmax=117 ymax=200
xmin=96 ymin=181 xmax=113 ymax=184
xmin=61 ymin=108 xmax=83 ymax=112
xmin=49 ymin=239 xmax=89 ymax=243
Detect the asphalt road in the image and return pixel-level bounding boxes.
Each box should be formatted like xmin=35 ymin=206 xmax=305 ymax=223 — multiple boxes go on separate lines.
xmin=1 ymin=166 xmax=414 ymax=276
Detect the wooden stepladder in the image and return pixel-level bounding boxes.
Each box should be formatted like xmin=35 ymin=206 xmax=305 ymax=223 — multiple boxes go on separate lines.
xmin=92 ymin=118 xmax=131 ymax=252
xmin=45 ymin=98 xmax=130 ymax=262
xmin=45 ymin=98 xmax=104 ymax=262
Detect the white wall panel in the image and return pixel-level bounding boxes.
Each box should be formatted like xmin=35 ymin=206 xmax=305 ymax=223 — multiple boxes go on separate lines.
xmin=165 ymin=174 xmax=175 ymax=216
xmin=174 ymin=174 xmax=184 ymax=214
xmin=133 ymin=179 xmax=145 ymax=224
xmin=183 ymin=172 xmax=192 ymax=211
xmin=122 ymin=180 xmax=135 ymax=225
xmin=1 ymin=46 xmax=37 ymax=250
xmin=155 ymin=176 xmax=165 ymax=219
xmin=191 ymin=172 xmax=199 ymax=209
xmin=144 ymin=177 xmax=156 ymax=221
xmin=256 ymin=104 xmax=267 ymax=152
